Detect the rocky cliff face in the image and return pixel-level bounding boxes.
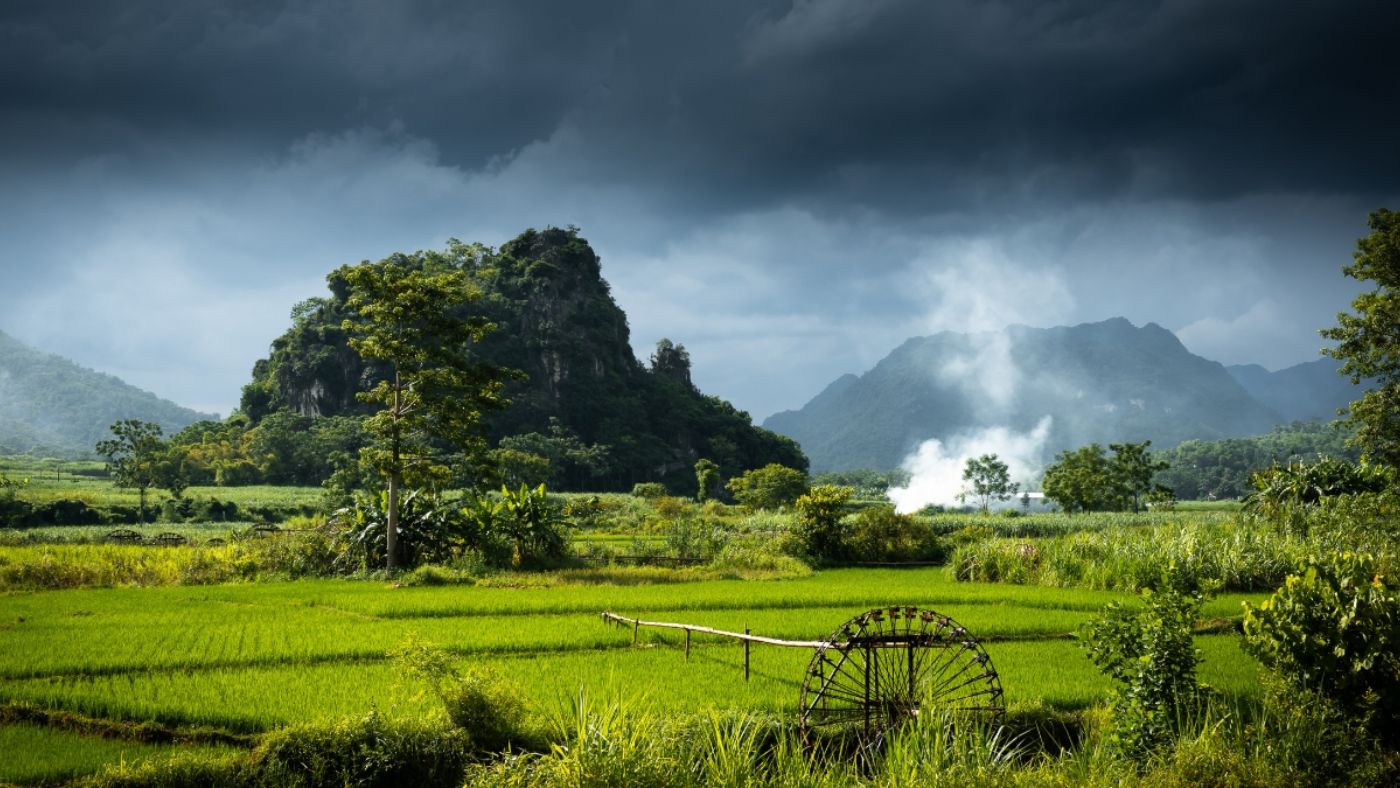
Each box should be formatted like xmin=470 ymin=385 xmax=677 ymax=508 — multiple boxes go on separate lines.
xmin=240 ymin=227 xmax=804 ymax=491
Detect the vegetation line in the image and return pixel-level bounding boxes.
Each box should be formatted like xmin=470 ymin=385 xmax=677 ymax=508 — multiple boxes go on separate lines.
xmin=0 ymin=702 xmax=257 ymax=748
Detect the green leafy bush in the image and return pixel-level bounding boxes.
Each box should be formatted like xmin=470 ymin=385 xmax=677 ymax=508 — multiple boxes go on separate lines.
xmin=791 ymin=484 xmax=853 ymax=562
xmin=726 ymin=464 xmax=808 ymax=511
xmin=1245 ymin=457 xmax=1395 ymax=533
xmin=1243 ymin=550 xmax=1400 ymax=739
xmin=1080 ymin=567 xmax=1207 ymax=761
xmin=844 ymin=504 xmax=944 ymax=563
xmin=254 ymin=712 xmax=470 ymax=787
xmin=630 ymin=482 xmax=668 ymax=498
xmin=393 ymin=639 xmax=532 ymax=752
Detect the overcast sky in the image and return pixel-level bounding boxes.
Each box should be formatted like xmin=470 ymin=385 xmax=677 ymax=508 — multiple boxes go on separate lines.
xmin=3 ymin=0 xmax=1397 ymax=419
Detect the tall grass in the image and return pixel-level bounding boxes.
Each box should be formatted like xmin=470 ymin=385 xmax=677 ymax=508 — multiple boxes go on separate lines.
xmin=950 ymin=522 xmax=1308 ymax=591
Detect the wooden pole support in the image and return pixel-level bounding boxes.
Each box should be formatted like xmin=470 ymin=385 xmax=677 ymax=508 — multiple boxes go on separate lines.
xmin=685 ymin=628 xmax=691 ymax=660
xmin=744 ymin=626 xmax=751 ymax=681
xmin=634 ymin=618 xmax=639 ymax=644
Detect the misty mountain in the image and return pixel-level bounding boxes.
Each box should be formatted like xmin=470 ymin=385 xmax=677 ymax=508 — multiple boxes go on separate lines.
xmin=764 ymin=318 xmax=1281 ymax=473
xmin=0 ymin=330 xmax=216 ymax=457
xmin=1226 ymin=358 xmax=1359 ymax=423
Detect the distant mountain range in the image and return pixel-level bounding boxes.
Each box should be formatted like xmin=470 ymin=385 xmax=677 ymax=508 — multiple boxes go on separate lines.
xmin=1225 ymin=358 xmax=1358 ymax=423
xmin=764 ymin=318 xmax=1361 ymax=473
xmin=0 ymin=330 xmax=215 ymax=457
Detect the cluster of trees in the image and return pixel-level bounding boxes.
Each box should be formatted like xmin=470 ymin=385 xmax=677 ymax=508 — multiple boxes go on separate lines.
xmin=1154 ymin=421 xmax=1357 ymax=500
xmin=1042 ymin=441 xmax=1170 ymax=512
xmin=809 ymin=468 xmax=911 ymax=499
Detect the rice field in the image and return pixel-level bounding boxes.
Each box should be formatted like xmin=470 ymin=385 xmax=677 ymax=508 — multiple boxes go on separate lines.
xmin=0 ymin=567 xmax=1266 ymax=781
xmin=0 ymin=722 xmax=235 ymax=785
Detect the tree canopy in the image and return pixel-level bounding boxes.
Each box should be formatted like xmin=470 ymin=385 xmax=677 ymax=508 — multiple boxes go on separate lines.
xmin=339 ymin=247 xmax=515 ymax=568
xmin=1322 ymin=207 xmax=1400 ymax=468
xmin=960 ymin=454 xmax=1018 ymax=513
xmin=1042 ymin=441 xmax=1170 ymax=512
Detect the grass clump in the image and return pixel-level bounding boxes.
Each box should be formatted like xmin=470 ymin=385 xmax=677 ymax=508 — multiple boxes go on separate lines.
xmin=393 ymin=638 xmax=534 ymax=753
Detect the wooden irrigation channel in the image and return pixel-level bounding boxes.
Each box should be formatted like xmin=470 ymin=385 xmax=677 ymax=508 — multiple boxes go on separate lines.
xmin=601 ymin=610 xmax=828 ymax=680
xmin=600 ymin=606 xmax=1007 ymax=744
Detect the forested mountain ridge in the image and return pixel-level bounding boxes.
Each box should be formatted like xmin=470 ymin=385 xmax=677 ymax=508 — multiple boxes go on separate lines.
xmin=240 ymin=227 xmax=805 ymax=491
xmin=0 ymin=330 xmax=215 ymax=456
xmin=764 ymin=318 xmax=1282 ymax=472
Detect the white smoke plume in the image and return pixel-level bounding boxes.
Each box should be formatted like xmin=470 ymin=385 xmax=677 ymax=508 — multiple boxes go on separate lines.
xmin=888 ymin=416 xmax=1053 ymax=513
xmin=910 ymin=239 xmax=1076 ymax=413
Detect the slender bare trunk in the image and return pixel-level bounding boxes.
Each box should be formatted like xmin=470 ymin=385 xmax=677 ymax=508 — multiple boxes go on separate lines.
xmin=387 ymin=369 xmax=401 ymax=570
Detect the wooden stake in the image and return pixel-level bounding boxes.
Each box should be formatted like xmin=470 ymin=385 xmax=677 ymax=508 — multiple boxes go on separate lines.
xmin=744 ymin=626 xmax=751 ymax=681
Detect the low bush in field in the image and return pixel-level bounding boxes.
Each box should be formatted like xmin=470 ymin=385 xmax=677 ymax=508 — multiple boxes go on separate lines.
xmin=393 ymin=639 xmax=535 ymax=752
xmin=1080 ymin=569 xmax=1208 ymax=761
xmin=81 ymin=712 xmax=471 ymax=788
xmin=844 ymin=505 xmax=945 ymax=563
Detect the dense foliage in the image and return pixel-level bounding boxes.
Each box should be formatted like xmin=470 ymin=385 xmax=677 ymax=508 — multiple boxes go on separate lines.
xmin=1155 ymin=420 xmax=1358 ymax=500
xmin=1243 ymin=550 xmax=1400 ymax=739
xmin=1244 ymin=455 xmax=1395 ymax=532
xmin=240 ymin=227 xmax=806 ymax=493
xmin=1081 ymin=569 xmax=1206 ymax=760
xmin=1041 ymin=441 xmax=1168 ymax=512
xmin=725 ymin=464 xmax=809 ymax=510
xmin=790 ymin=484 xmax=853 ymax=561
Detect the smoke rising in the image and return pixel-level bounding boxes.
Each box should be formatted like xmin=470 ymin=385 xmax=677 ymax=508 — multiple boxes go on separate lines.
xmin=910 ymin=240 xmax=1075 ymax=414
xmin=888 ymin=416 xmax=1053 ymax=513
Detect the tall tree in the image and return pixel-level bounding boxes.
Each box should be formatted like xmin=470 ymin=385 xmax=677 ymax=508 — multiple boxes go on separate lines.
xmin=960 ymin=454 xmax=1018 ymax=513
xmin=1109 ymin=441 xmax=1169 ymax=511
xmin=95 ymin=420 xmax=166 ymax=520
xmin=1042 ymin=443 xmax=1118 ymax=513
xmin=341 ymin=246 xmax=514 ymax=569
xmin=1322 ymin=208 xmax=1400 ymax=468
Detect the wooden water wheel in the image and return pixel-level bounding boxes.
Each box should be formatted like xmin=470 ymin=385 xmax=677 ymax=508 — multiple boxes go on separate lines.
xmin=797 ymin=606 xmax=1004 ymax=746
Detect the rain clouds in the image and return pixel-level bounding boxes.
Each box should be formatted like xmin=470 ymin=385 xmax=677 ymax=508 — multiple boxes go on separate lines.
xmin=1 ymin=0 xmax=1398 ymax=417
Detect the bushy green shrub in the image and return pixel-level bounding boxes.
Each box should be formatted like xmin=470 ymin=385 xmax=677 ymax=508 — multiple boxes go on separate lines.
xmin=393 ymin=639 xmax=532 ymax=752
xmin=630 ymin=482 xmax=668 ymax=498
xmin=726 ymin=464 xmax=808 ymax=511
xmin=1245 ymin=457 xmax=1395 ymax=534
xmin=29 ymin=498 xmax=105 ymax=525
xmin=254 ymin=712 xmax=470 ymax=787
xmin=844 ymin=505 xmax=944 ymax=563
xmin=791 ymin=484 xmax=853 ymax=562
xmin=1243 ymin=550 xmax=1400 ymax=740
xmin=1080 ymin=567 xmax=1207 ymax=761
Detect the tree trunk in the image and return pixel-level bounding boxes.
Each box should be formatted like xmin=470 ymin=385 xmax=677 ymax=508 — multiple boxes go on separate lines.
xmin=387 ymin=472 xmax=400 ymax=570
xmin=387 ymin=369 xmax=402 ymax=570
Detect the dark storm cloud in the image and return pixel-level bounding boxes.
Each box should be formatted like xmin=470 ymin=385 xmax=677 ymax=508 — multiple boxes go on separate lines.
xmin=6 ymin=1 xmax=1398 ymax=209
xmin=1 ymin=0 xmax=1397 ymax=418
